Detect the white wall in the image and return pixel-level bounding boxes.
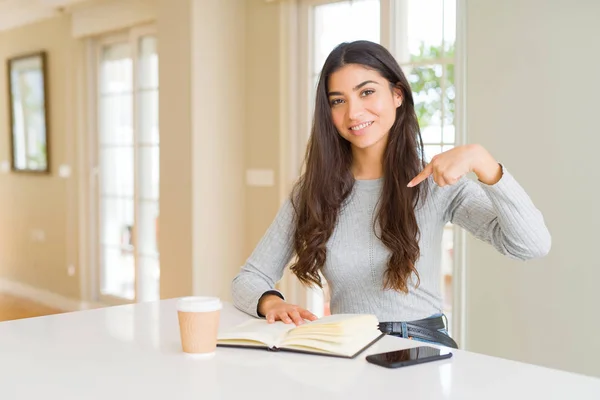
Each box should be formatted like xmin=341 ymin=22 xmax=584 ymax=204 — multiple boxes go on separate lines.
xmin=157 ymin=0 xmax=247 ymax=301
xmin=465 ymin=0 xmax=600 ymax=377
xmin=157 ymin=0 xmax=194 ymax=299
xmin=190 ymin=0 xmax=247 ymax=299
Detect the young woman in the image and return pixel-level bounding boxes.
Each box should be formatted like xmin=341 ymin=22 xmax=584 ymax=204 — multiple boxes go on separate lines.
xmin=231 ymin=40 xmax=551 ymax=348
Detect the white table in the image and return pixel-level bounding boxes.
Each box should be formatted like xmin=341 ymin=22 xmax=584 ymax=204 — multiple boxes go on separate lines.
xmin=1 ymin=299 xmax=599 ymax=399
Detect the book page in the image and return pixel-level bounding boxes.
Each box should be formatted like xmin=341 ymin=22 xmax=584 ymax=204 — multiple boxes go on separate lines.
xmin=285 ymin=314 xmax=379 ymax=340
xmin=278 ymin=314 xmax=381 ymax=357
xmin=217 ymin=319 xmax=297 ymax=348
xmin=280 ymin=330 xmax=382 ymax=358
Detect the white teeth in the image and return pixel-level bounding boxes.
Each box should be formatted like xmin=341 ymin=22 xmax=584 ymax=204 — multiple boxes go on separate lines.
xmin=350 ymin=121 xmax=373 ymax=131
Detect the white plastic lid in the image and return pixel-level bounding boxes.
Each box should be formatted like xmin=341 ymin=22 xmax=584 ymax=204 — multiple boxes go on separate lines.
xmin=176 ymin=296 xmax=222 ymax=312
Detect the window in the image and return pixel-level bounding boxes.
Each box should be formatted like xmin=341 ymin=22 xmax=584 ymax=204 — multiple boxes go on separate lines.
xmin=297 ymin=0 xmax=459 ymax=331
xmin=94 ymin=27 xmax=159 ymax=304
xmin=396 ymin=0 xmax=456 ymax=161
xmin=395 ymin=0 xmax=457 ymax=331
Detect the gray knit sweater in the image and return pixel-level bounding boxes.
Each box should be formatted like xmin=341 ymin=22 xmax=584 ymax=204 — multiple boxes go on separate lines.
xmin=231 ymin=165 xmax=551 ymax=322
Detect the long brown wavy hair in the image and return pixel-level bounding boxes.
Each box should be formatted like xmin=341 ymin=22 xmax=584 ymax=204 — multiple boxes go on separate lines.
xmin=289 ymin=40 xmax=428 ymax=293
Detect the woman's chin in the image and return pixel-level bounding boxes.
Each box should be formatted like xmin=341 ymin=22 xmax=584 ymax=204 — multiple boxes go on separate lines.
xmin=348 ymin=135 xmax=386 ymax=150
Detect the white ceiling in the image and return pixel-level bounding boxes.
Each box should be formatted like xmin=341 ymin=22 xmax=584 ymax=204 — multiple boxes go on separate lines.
xmin=0 ymin=0 xmax=91 ymax=32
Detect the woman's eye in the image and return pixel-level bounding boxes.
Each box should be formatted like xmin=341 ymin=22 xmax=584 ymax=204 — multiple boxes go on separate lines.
xmin=330 ymin=98 xmax=344 ymax=106
xmin=361 ymin=89 xmax=375 ymax=97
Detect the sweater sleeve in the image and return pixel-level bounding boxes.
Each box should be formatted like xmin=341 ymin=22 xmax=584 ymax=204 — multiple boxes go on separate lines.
xmin=441 ymin=164 xmax=551 ymax=260
xmin=231 ymin=199 xmax=296 ymax=317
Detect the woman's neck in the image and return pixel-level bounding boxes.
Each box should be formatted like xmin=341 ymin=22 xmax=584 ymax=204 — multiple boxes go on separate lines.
xmin=351 ymin=144 xmax=385 ymax=180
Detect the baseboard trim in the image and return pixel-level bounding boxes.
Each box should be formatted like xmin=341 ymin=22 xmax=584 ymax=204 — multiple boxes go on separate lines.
xmin=0 ymin=279 xmax=105 ymax=312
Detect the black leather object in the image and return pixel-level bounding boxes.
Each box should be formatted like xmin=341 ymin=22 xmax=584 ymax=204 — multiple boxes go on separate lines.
xmin=378 ymin=316 xmax=459 ymax=349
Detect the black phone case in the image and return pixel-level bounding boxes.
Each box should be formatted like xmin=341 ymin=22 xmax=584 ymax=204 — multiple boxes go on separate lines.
xmin=366 ymin=349 xmax=453 ymax=369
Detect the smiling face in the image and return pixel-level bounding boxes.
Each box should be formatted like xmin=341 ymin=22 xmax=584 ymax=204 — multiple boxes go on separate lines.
xmin=327 ymin=64 xmax=402 ymax=154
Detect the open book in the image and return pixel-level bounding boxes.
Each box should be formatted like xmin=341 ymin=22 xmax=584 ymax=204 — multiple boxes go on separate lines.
xmin=217 ymin=314 xmax=385 ymax=358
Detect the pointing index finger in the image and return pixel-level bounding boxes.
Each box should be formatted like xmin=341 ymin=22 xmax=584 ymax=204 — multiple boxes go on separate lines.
xmin=407 ymin=164 xmax=433 ymax=187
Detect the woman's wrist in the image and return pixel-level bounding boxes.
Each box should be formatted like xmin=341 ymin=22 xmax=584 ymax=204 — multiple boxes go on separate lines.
xmin=470 ymin=144 xmax=502 ymax=185
xmin=258 ymin=294 xmax=284 ymax=317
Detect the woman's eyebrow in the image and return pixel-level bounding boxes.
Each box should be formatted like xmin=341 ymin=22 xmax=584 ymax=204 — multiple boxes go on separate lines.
xmin=328 ymin=80 xmax=380 ymax=97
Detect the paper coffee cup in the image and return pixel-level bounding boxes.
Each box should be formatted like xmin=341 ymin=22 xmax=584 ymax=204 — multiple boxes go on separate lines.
xmin=176 ymin=296 xmax=222 ymax=358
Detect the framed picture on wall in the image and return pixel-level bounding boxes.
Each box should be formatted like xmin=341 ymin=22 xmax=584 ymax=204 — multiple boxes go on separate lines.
xmin=7 ymin=51 xmax=50 ymax=173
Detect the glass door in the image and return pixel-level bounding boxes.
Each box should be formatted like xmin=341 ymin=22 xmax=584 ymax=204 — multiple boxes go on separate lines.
xmin=96 ymin=27 xmax=159 ymax=304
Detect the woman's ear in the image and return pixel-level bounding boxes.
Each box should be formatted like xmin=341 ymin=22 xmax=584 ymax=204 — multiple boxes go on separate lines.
xmin=393 ymin=85 xmax=403 ymax=108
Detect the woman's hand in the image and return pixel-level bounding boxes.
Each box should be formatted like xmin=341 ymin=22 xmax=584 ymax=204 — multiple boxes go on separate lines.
xmin=258 ymin=294 xmax=318 ymax=325
xmin=407 ymin=144 xmax=503 ymax=188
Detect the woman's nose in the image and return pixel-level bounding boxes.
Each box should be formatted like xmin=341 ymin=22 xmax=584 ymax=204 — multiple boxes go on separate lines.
xmin=347 ymin=99 xmax=365 ymax=121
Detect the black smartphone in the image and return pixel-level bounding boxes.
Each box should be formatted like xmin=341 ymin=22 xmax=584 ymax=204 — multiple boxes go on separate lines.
xmin=366 ymin=346 xmax=453 ymax=369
